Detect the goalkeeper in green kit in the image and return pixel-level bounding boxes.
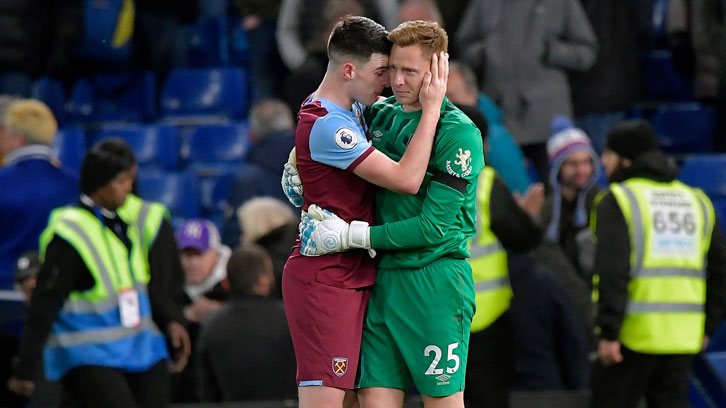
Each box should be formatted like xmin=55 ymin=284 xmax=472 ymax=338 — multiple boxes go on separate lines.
xmin=289 ymin=20 xmax=483 ymax=408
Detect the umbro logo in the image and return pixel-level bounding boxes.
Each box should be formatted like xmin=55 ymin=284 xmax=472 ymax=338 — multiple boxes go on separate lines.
xmin=436 ymin=374 xmax=451 ymax=382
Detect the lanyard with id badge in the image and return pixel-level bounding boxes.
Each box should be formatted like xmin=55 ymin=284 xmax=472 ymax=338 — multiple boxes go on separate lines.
xmin=95 ymin=207 xmax=142 ymax=328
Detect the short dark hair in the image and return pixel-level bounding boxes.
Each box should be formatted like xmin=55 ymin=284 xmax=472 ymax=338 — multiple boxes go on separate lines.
xmin=80 ymin=138 xmax=136 ymax=195
xmin=226 ymin=245 xmax=272 ymax=295
xmin=327 ymin=16 xmax=392 ymax=64
xmin=95 ymin=138 xmax=137 ymax=164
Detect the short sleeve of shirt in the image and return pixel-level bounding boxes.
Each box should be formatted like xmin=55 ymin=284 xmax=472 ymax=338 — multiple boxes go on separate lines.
xmin=432 ymin=123 xmax=485 ymax=183
xmin=309 ymin=113 xmax=373 ymax=170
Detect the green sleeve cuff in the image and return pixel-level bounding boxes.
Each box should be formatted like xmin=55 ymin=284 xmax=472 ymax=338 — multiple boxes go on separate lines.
xmin=370 ymin=225 xmax=387 ymax=249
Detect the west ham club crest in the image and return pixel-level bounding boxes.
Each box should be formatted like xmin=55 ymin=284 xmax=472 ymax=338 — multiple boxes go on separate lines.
xmin=332 ymin=357 xmax=348 ymax=377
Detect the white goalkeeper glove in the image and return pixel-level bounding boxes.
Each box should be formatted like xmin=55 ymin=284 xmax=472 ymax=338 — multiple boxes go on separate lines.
xmin=299 ymin=204 xmax=375 ymax=257
xmin=281 ymin=147 xmax=303 ymax=207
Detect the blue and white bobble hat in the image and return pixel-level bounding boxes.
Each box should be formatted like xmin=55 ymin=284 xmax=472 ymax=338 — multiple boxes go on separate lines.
xmin=545 ymin=115 xmax=600 ymax=241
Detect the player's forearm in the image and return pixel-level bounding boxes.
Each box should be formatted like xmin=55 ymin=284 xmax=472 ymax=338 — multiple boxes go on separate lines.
xmin=370 ymin=181 xmax=464 ymax=249
xmin=394 ymin=108 xmax=440 ymax=192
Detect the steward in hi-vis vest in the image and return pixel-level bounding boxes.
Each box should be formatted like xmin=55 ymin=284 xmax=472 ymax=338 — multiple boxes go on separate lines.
xmin=106 ymin=137 xmax=190 ymax=374
xmin=590 ymin=120 xmax=726 ymax=408
xmin=9 ymin=142 xmax=174 ymax=407
xmin=466 ymin=159 xmax=543 ymax=408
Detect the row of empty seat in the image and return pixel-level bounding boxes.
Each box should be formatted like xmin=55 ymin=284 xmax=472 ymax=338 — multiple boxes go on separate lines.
xmin=53 ymin=123 xmax=250 ymax=172
xmin=636 ymin=102 xmax=716 ymax=154
xmin=32 ymin=67 xmax=250 ymax=127
xmin=678 ymin=155 xmax=726 ymax=229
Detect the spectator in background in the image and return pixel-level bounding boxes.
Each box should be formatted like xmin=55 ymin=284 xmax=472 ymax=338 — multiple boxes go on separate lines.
xmin=0 ymin=95 xmax=19 ymax=165
xmin=177 ymin=219 xmax=231 ymax=323
xmin=13 ymin=252 xmax=40 ymax=302
xmin=0 ymin=0 xmax=82 ymax=94
xmin=10 ymin=252 xmax=64 ymax=408
xmin=540 ymin=116 xmax=601 ymax=283
xmin=669 ymin=0 xmax=719 ymax=102
xmin=276 ymin=0 xmax=397 ymax=72
xmin=0 ymin=99 xmax=78 ymax=289
xmin=431 ymin=0 xmax=469 ymax=56
xmin=132 ymin=0 xmax=199 ymax=78
xmin=235 ymin=0 xmax=287 ymax=98
xmin=465 ymin=122 xmax=544 ymax=407
xmin=282 ymin=0 xmax=364 ymax=116
xmin=222 ymin=99 xmax=296 ymax=246
xmin=509 ymin=253 xmax=590 ymax=391
xmin=0 ymin=252 xmax=44 ymax=408
xmin=570 ymin=0 xmax=654 ymax=154
xmin=198 ymin=245 xmax=297 ymax=402
xmin=447 ymin=61 xmax=532 ymax=195
xmin=237 ymin=197 xmax=299 ymax=299
xmin=172 ymin=218 xmax=231 ymax=403
xmin=398 ymin=0 xmax=443 ymax=24
xmin=456 ymin=0 xmax=598 ymax=184
xmin=704 ymin=0 xmax=726 ymax=152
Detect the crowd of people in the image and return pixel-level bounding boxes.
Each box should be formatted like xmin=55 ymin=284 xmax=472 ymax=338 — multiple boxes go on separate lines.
xmin=0 ymin=1 xmax=726 ymax=408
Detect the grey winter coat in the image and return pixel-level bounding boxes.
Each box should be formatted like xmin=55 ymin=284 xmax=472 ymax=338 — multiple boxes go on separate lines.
xmin=456 ymin=0 xmax=598 ymax=145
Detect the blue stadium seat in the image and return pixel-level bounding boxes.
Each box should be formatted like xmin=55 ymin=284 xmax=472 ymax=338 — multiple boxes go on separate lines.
xmin=199 ymin=173 xmax=236 ymax=215
xmin=181 ymin=123 xmax=250 ymax=174
xmin=711 ymin=196 xmax=726 ymax=230
xmin=137 ymin=171 xmax=200 ymax=219
xmin=678 ymin=155 xmax=726 ymax=197
xmin=160 ymin=68 xmax=248 ymax=121
xmin=52 ymin=128 xmax=86 ymax=172
xmin=31 ymin=77 xmax=66 ymax=124
xmin=185 ymin=16 xmax=229 ymax=67
xmin=652 ymin=103 xmax=715 ymax=154
xmin=643 ymin=49 xmax=692 ymax=101
xmin=67 ymin=72 xmax=156 ymax=124
xmin=228 ymin=19 xmax=250 ymax=66
xmin=96 ymin=125 xmax=180 ymax=170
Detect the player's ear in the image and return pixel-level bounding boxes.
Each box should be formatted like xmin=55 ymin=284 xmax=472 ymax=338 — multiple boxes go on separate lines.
xmin=342 ymin=62 xmax=355 ymax=81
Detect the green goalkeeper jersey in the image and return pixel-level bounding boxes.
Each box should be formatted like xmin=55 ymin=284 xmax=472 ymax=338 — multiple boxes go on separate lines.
xmin=366 ymin=96 xmax=484 ymax=269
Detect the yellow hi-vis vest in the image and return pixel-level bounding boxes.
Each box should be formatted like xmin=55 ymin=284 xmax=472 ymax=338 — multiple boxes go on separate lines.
xmin=38 ymin=206 xmax=167 ymax=380
xmin=469 ymin=167 xmax=512 ymax=332
xmin=118 ymin=193 xmax=169 ymax=255
xmin=594 ymin=178 xmax=714 ymax=354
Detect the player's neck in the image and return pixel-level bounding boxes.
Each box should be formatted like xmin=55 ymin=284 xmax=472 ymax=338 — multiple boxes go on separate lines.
xmin=315 ymin=73 xmax=353 ymax=110
xmin=401 ymin=101 xmax=423 ymax=113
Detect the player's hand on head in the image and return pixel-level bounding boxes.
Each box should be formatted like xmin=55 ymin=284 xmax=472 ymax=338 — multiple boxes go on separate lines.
xmin=419 ymin=51 xmax=449 ymax=112
xmin=281 ymin=147 xmax=303 ymax=207
xmin=300 ymin=205 xmax=374 ymax=257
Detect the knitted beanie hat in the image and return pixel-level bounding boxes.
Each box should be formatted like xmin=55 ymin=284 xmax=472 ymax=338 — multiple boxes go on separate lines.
xmin=545 ymin=115 xmax=600 ymax=241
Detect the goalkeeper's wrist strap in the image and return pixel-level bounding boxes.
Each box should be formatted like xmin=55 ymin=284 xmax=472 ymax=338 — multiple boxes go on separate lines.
xmin=348 ymin=221 xmax=371 ymax=249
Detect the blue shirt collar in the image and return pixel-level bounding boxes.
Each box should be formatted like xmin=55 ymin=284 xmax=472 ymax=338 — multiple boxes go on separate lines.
xmin=5 ymin=145 xmax=53 ymax=166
